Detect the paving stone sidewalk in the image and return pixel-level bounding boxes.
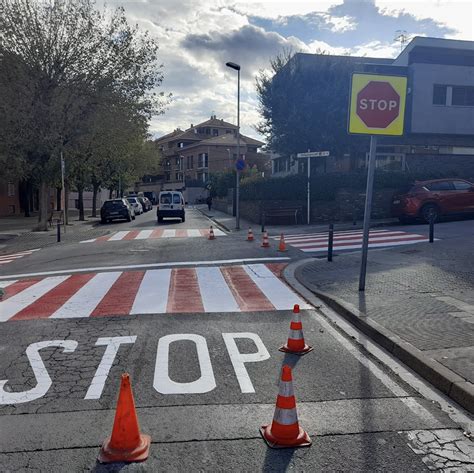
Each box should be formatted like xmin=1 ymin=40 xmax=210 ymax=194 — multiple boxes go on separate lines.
xmin=295 ymin=237 xmax=474 ymax=413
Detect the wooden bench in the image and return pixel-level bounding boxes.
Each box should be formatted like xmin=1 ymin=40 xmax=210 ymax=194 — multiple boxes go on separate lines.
xmin=262 ymin=206 xmax=302 ymax=225
xmin=48 ymin=210 xmax=64 ymax=227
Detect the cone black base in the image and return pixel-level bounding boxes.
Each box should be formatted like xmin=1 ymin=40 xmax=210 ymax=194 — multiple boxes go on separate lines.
xmin=260 ymin=425 xmax=312 ymax=449
xmin=278 ymin=344 xmax=313 ymax=356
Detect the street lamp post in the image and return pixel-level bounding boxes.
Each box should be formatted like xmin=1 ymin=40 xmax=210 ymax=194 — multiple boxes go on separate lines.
xmin=226 ymin=61 xmax=241 ymax=230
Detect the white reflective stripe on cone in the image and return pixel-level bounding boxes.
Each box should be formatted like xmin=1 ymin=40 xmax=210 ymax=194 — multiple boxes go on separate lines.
xmin=273 ymin=407 xmax=298 ymax=425
xmin=278 ymin=380 xmax=295 ymax=398
xmin=288 ymin=329 xmax=304 ymax=340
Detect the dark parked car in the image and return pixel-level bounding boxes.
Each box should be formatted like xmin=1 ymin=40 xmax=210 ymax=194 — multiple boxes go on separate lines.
xmin=391 ymin=178 xmax=474 ymax=223
xmin=100 ymin=199 xmax=135 ymax=223
xmin=144 ymin=191 xmax=157 ymax=205
xmin=139 ymin=196 xmax=153 ymax=212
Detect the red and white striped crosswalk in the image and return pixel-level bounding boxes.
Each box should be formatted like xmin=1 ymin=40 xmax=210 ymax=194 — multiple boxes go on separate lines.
xmin=0 ymin=249 xmax=40 ymax=266
xmin=81 ymin=228 xmax=226 ymax=243
xmin=279 ymin=229 xmax=432 ymax=253
xmin=0 ymin=263 xmax=311 ymax=322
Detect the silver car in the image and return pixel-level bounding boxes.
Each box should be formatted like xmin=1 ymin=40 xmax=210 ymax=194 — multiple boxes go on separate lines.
xmin=127 ymin=197 xmax=143 ymax=215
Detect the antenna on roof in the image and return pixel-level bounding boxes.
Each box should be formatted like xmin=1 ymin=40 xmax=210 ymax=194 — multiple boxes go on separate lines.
xmin=394 ymin=30 xmax=409 ymax=52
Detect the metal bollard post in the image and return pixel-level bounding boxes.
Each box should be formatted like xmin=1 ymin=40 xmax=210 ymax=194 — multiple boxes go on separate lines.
xmin=328 ymin=223 xmax=334 ymax=262
xmin=261 ymin=212 xmax=266 ymax=233
xmin=429 ymin=214 xmax=434 ymax=243
xmin=56 ymin=220 xmax=61 ymax=243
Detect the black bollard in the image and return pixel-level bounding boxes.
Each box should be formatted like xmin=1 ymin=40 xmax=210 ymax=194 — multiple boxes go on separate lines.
xmin=57 ymin=220 xmax=61 ymax=243
xmin=328 ymin=223 xmax=334 ymax=261
xmin=429 ymin=214 xmax=434 ymax=243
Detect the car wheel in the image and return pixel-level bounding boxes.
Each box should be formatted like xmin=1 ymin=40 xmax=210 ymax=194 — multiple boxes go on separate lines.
xmin=127 ymin=214 xmax=132 ymax=222
xmin=101 ymin=218 xmax=106 ymax=224
xmin=158 ymin=216 xmax=163 ymax=223
xmin=132 ymin=214 xmax=136 ymax=220
xmin=420 ymin=204 xmax=440 ymax=223
xmin=181 ymin=214 xmax=185 ymax=223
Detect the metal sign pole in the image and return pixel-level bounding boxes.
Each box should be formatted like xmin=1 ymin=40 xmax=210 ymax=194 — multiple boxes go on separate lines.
xmin=307 ymin=155 xmax=311 ymax=224
xmin=60 ymin=151 xmax=66 ymax=233
xmin=359 ymin=135 xmax=377 ymax=292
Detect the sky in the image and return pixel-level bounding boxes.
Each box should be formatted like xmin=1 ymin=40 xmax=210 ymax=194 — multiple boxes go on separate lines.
xmin=108 ymin=0 xmax=473 ymax=140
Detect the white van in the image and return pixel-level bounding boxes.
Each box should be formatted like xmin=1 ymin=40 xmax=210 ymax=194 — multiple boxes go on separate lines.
xmin=157 ymin=191 xmax=185 ymax=223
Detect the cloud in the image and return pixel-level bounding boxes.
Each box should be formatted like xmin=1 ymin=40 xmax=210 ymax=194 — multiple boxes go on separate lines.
xmin=181 ymin=24 xmax=308 ymax=79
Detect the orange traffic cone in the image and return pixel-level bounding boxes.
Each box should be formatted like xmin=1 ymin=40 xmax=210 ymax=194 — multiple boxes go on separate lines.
xmin=98 ymin=373 xmax=150 ymax=463
xmin=279 ymin=304 xmax=313 ymax=355
xmin=247 ymin=228 xmax=254 ymax=242
xmin=278 ymin=233 xmax=287 ymax=252
xmin=208 ymin=225 xmax=215 ymax=240
xmin=261 ymin=230 xmax=270 ymax=248
xmin=260 ymin=365 xmax=311 ymax=448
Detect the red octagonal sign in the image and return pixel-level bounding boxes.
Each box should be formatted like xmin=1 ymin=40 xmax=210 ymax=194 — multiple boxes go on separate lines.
xmin=356 ymin=81 xmax=400 ymax=128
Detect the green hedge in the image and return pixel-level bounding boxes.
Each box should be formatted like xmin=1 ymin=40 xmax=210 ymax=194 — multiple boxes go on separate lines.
xmin=238 ymin=170 xmax=463 ymax=202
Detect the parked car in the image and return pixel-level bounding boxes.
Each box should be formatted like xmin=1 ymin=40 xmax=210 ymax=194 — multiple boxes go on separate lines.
xmin=138 ymin=196 xmax=152 ymax=212
xmin=127 ymin=197 xmax=143 ymax=215
xmin=144 ymin=191 xmax=157 ymax=205
xmin=157 ymin=191 xmax=185 ymax=223
xmin=100 ymin=199 xmax=135 ymax=223
xmin=391 ymin=178 xmax=474 ymax=223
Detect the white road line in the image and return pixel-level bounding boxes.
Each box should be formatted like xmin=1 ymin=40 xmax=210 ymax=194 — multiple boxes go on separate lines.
xmin=162 ymin=229 xmax=176 ymax=238
xmin=0 ymin=257 xmax=291 ymax=280
xmin=79 ymin=239 xmax=97 ymax=244
xmin=0 ymin=276 xmax=70 ymax=322
xmin=108 ymin=231 xmax=129 ymax=241
xmin=0 ymin=280 xmax=17 ymax=288
xmin=292 ymin=234 xmax=426 ymax=248
xmin=298 ymin=239 xmax=429 ymax=252
xmin=135 ymin=230 xmax=154 ymax=240
xmin=187 ymin=229 xmax=202 ymax=237
xmin=244 ymin=264 xmax=311 ymax=310
xmin=130 ymin=269 xmax=171 ymax=314
xmin=286 ymin=231 xmax=409 ymax=244
xmin=196 ymin=267 xmax=240 ymax=312
xmin=50 ymin=272 xmax=122 ymax=318
xmin=0 ymin=260 xmax=14 ymax=264
xmin=283 ymin=229 xmax=388 ymax=240
xmin=213 ymin=229 xmax=226 ymax=236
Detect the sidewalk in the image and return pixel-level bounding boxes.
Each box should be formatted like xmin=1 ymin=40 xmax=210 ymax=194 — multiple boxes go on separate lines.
xmin=0 ymin=210 xmax=109 ymax=255
xmin=196 ymin=205 xmax=398 ymax=235
xmin=294 ymin=235 xmax=474 ymax=413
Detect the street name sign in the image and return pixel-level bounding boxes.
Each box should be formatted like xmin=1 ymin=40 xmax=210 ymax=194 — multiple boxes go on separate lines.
xmin=296 ymin=151 xmax=330 ymax=158
xmin=348 ymin=73 xmax=407 ymax=136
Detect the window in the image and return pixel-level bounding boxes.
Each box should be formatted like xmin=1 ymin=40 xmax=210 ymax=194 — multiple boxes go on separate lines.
xmin=198 ymin=153 xmax=208 ymax=168
xmin=161 ymin=193 xmax=172 ymax=204
xmin=173 ymin=194 xmax=181 ymax=204
xmin=7 ymin=182 xmax=15 ymax=197
xmin=186 ymin=155 xmax=194 ymax=169
xmin=427 ymin=181 xmax=454 ymax=191
xmin=178 ymin=142 xmax=184 ymax=148
xmin=225 ymin=129 xmax=232 ymax=134
xmin=205 ymin=128 xmax=210 ymax=135
xmin=165 ymin=172 xmax=171 ymax=181
xmin=164 ymin=160 xmax=171 ymax=169
xmin=433 ymin=85 xmax=447 ymax=105
xmin=452 ymin=86 xmax=474 ymax=106
xmin=175 ymin=172 xmax=183 ymax=181
xmin=453 ymin=180 xmax=472 ymax=190
xmin=175 ymin=157 xmax=181 ymax=166
xmin=212 ymin=128 xmax=218 ymax=136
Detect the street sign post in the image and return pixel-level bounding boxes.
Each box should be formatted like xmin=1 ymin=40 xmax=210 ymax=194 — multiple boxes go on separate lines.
xmin=348 ymin=73 xmax=407 ymax=291
xmin=296 ymin=151 xmax=330 ymax=224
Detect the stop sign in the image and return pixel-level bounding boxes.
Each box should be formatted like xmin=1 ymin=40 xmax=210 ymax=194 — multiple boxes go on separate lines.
xmin=356 ymin=81 xmax=400 ymax=128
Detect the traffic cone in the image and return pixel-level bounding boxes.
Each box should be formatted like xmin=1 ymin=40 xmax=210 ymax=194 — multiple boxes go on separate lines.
xmin=208 ymin=225 xmax=215 ymax=240
xmin=261 ymin=230 xmax=270 ymax=248
xmin=278 ymin=233 xmax=287 ymax=252
xmin=98 ymin=373 xmax=150 ymax=464
xmin=279 ymin=304 xmax=313 ymax=355
xmin=247 ymin=228 xmax=254 ymax=242
xmin=260 ymin=365 xmax=311 ymax=448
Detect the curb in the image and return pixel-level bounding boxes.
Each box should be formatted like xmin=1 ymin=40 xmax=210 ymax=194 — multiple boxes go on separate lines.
xmin=284 ymin=258 xmax=474 ymax=414
xmin=195 ymin=208 xmax=232 ymax=233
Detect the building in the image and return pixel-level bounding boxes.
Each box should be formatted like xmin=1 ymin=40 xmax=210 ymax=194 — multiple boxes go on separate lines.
xmin=271 ymin=37 xmax=474 ymax=178
xmin=139 ymin=116 xmax=266 ymax=202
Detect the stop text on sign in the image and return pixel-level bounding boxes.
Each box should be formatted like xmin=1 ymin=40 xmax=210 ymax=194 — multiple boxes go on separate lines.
xmin=348 ymin=73 xmax=407 ymax=136
xmin=0 ymin=333 xmax=270 ymax=405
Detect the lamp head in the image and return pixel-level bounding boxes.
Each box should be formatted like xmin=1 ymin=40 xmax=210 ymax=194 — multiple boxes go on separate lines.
xmin=226 ymin=62 xmax=241 ymax=71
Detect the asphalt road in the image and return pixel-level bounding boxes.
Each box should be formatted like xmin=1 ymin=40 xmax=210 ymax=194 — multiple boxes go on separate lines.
xmin=0 ymin=208 xmax=472 ymax=471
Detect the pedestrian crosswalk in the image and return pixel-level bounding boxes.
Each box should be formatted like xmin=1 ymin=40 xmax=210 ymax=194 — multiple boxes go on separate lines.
xmin=279 ymin=229 xmax=432 ymax=253
xmin=80 ymin=228 xmax=226 ymax=243
xmin=0 ymin=263 xmax=311 ymax=322
xmin=0 ymin=249 xmax=40 ymax=266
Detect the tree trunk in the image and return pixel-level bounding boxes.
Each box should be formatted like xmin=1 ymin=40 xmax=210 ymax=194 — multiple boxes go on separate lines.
xmin=77 ymin=184 xmax=85 ymax=221
xmin=36 ymin=180 xmax=50 ymax=231
xmin=92 ymin=182 xmax=100 ymax=218
xmin=56 ymin=187 xmax=62 ymax=211
xmin=109 ymin=188 xmax=113 ymax=199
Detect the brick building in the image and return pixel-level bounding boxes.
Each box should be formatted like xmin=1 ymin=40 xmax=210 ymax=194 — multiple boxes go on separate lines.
xmin=147 ymin=116 xmax=266 ymax=197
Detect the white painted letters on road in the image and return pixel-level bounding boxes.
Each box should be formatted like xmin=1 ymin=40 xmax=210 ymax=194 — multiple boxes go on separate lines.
xmin=84 ymin=336 xmax=137 ymax=400
xmin=0 ymin=340 xmax=78 ymax=405
xmin=153 ymin=334 xmax=216 ymax=394
xmin=222 ymin=332 xmax=270 ymax=393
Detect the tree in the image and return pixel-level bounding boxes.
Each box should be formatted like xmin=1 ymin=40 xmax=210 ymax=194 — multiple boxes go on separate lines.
xmin=256 ymin=51 xmax=369 ymax=160
xmin=0 ymin=0 xmax=167 ymax=229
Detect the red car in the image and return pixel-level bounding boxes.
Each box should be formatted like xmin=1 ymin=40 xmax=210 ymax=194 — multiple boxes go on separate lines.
xmin=391 ymin=178 xmax=474 ymax=223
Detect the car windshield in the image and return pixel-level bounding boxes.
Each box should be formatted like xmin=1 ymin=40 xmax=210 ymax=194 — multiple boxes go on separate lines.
xmin=104 ymin=200 xmax=123 ymax=208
